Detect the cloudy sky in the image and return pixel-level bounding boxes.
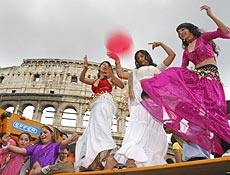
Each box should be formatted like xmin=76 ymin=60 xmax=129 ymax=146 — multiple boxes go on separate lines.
xmin=0 ymin=0 xmax=230 ymax=98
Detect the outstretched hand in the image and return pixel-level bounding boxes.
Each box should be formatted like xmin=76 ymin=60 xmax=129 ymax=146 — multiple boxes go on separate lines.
xmin=1 ymin=133 xmax=10 ymax=145
xmin=148 ymin=42 xmax=162 ymax=50
xmin=83 ymin=55 xmax=88 ymax=69
xmin=200 ymin=5 xmax=213 ymax=16
xmin=107 ymin=52 xmax=120 ymax=62
xmin=69 ymin=133 xmax=79 ymax=143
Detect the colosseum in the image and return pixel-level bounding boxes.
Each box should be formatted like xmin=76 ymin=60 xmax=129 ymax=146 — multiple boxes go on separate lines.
xmin=0 ymin=58 xmax=174 ymax=162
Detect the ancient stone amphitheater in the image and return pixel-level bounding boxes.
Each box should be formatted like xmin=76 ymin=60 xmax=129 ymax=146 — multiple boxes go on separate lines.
xmin=0 ymin=58 xmax=174 ymax=162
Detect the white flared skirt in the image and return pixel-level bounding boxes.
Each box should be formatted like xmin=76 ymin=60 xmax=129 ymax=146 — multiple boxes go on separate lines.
xmin=114 ymin=99 xmax=168 ymax=167
xmin=75 ymin=93 xmax=117 ymax=170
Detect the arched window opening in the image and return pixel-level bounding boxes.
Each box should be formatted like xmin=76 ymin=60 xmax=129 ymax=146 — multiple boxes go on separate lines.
xmin=41 ymin=107 xmax=55 ymax=125
xmin=83 ymin=110 xmax=90 ymax=127
xmin=22 ymin=105 xmax=34 ymax=120
xmin=125 ymin=114 xmax=131 ymax=132
xmin=112 ymin=115 xmax=117 ymax=132
xmin=61 ymin=108 xmax=77 ymax=127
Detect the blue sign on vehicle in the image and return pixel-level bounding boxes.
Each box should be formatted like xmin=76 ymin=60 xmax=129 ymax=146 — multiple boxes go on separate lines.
xmin=12 ymin=121 xmax=41 ymax=136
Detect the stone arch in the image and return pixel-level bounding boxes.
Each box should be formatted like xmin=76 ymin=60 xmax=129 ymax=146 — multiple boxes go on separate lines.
xmin=125 ymin=114 xmax=131 ymax=132
xmin=61 ymin=107 xmax=77 ymax=127
xmin=19 ymin=101 xmax=37 ymax=113
xmin=40 ymin=105 xmax=56 ymax=125
xmin=112 ymin=115 xmax=118 ymax=132
xmin=60 ymin=104 xmax=77 ymax=127
xmin=39 ymin=102 xmax=59 ymax=124
xmin=21 ymin=103 xmax=35 ymax=120
xmin=5 ymin=106 xmax=14 ymax=113
xmin=0 ymin=103 xmax=14 ymax=110
xmin=83 ymin=110 xmax=90 ymax=127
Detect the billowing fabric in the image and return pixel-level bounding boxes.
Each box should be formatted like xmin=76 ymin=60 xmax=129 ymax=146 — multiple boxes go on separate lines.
xmin=115 ymin=65 xmax=168 ymax=167
xmin=75 ymin=93 xmax=117 ymax=170
xmin=141 ymin=65 xmax=230 ymax=155
xmin=26 ymin=142 xmax=63 ymax=169
xmin=141 ymin=28 xmax=230 ymax=155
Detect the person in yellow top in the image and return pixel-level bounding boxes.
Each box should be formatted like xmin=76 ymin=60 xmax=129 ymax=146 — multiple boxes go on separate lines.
xmin=171 ymin=136 xmax=183 ymax=163
xmin=165 ymin=126 xmax=183 ymax=163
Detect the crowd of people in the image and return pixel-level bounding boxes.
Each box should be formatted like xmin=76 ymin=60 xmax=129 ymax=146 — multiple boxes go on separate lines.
xmin=0 ymin=4 xmax=230 ymax=175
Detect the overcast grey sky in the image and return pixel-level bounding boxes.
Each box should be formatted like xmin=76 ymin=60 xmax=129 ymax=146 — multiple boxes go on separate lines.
xmin=0 ymin=0 xmax=230 ymax=98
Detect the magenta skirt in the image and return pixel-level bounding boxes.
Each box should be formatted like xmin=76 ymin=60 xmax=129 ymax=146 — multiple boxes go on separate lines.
xmin=141 ymin=65 xmax=230 ymax=155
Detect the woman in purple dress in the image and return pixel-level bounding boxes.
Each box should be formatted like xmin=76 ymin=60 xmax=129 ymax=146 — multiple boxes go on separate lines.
xmin=2 ymin=125 xmax=78 ymax=175
xmin=141 ymin=5 xmax=230 ymax=156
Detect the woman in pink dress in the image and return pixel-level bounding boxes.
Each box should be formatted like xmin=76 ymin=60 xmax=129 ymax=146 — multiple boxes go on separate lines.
xmin=141 ymin=5 xmax=230 ymax=156
xmin=0 ymin=132 xmax=32 ymax=175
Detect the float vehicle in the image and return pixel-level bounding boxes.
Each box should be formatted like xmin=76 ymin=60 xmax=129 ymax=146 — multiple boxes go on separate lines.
xmin=0 ymin=108 xmax=64 ymax=142
xmin=1 ymin=108 xmax=229 ymax=175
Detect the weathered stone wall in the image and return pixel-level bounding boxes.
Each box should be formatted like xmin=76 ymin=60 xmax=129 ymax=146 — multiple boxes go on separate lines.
xmin=0 ymin=58 xmax=175 ymax=162
xmin=0 ymin=59 xmax=129 ymax=141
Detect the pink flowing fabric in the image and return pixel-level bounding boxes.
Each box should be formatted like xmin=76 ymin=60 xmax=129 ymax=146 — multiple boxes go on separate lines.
xmin=141 ymin=67 xmax=230 ymax=155
xmin=0 ymin=139 xmax=16 ymax=166
xmin=0 ymin=149 xmax=9 ymax=168
xmin=1 ymin=152 xmax=25 ymax=175
xmin=0 ymin=139 xmax=23 ymax=175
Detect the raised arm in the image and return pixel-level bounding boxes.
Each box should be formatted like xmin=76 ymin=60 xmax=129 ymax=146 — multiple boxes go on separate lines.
xmin=106 ymin=69 xmax=125 ymax=89
xmin=107 ymin=52 xmax=130 ymax=80
xmin=201 ymin=5 xmax=230 ymax=34
xmin=79 ymin=55 xmax=95 ymax=85
xmin=1 ymin=133 xmax=27 ymax=155
xmin=148 ymin=42 xmax=176 ymax=66
xmin=60 ymin=133 xmax=78 ymax=150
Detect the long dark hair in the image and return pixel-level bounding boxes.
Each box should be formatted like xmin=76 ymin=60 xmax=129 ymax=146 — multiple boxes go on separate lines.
xmin=97 ymin=61 xmax=113 ymax=79
xmin=176 ymin=22 xmax=219 ymax=56
xmin=134 ymin=50 xmax=157 ymax=69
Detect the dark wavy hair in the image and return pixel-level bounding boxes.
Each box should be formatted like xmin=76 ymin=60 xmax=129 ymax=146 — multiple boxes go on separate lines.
xmin=97 ymin=61 xmax=113 ymax=79
xmin=176 ymin=22 xmax=219 ymax=56
xmin=134 ymin=50 xmax=157 ymax=69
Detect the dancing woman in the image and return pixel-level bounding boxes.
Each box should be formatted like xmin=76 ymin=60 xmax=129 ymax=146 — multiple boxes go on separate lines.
xmin=75 ymin=55 xmax=124 ymax=171
xmin=141 ymin=5 xmax=230 ymax=155
xmin=108 ymin=41 xmax=175 ymax=168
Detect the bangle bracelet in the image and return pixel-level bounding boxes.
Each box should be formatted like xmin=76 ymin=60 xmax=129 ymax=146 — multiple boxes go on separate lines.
xmin=2 ymin=142 xmax=10 ymax=150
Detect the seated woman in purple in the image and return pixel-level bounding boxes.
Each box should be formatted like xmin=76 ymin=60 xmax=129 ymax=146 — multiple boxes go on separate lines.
xmin=1 ymin=125 xmax=78 ymax=175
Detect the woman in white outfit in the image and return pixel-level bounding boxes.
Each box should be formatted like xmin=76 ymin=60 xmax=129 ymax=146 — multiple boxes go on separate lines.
xmin=75 ymin=55 xmax=124 ymax=171
xmin=107 ymin=41 xmax=176 ymax=168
